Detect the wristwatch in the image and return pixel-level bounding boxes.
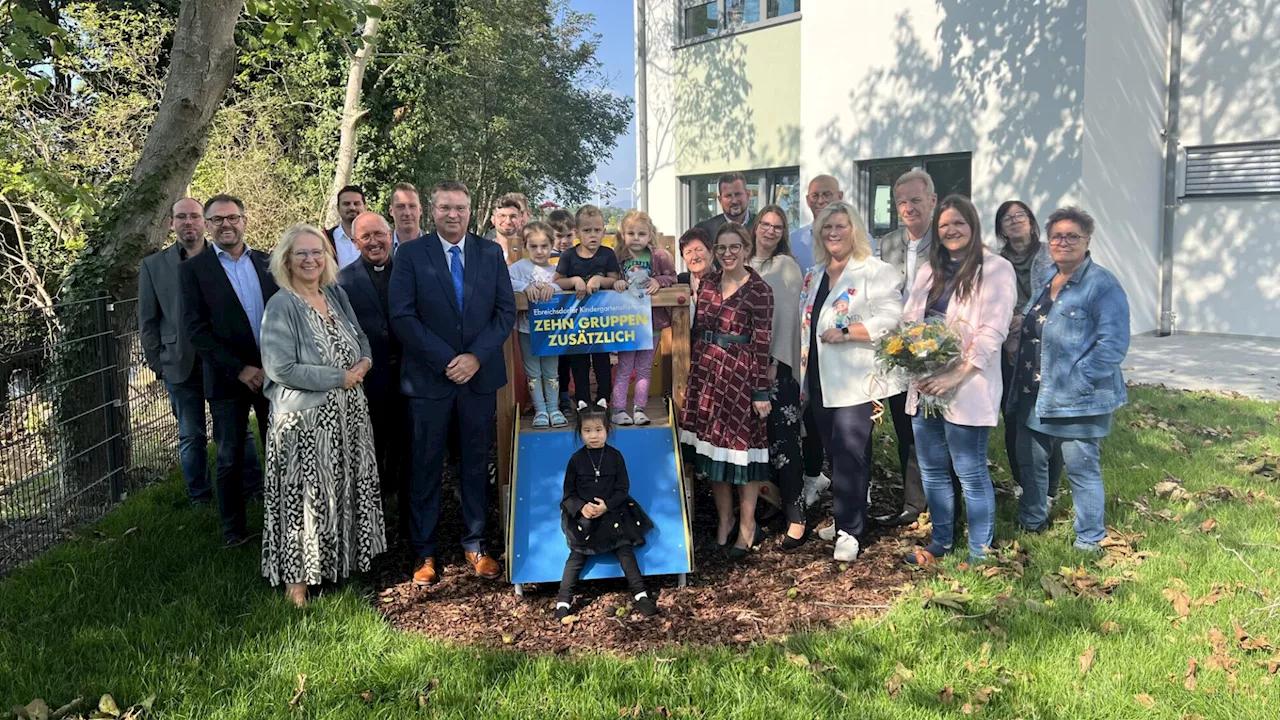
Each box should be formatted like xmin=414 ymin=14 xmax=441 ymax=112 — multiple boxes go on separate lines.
xmin=841 ymin=327 xmax=850 ymax=336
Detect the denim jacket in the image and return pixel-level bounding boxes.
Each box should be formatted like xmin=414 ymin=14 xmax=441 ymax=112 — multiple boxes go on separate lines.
xmin=1009 ymin=254 xmax=1130 ymax=418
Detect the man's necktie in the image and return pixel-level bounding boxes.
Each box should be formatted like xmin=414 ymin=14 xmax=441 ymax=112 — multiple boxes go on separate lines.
xmin=448 ymin=244 xmax=464 ymax=313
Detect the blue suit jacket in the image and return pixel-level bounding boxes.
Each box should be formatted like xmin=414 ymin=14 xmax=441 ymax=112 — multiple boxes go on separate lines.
xmin=337 ymin=260 xmax=398 ymax=401
xmin=389 ymin=231 xmax=516 ymax=399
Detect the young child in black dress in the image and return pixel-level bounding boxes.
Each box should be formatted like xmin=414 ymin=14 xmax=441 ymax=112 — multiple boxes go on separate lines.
xmin=556 ymin=399 xmax=658 ymax=619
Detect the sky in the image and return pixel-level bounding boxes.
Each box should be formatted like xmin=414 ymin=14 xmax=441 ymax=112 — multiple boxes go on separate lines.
xmin=570 ymin=0 xmax=637 ymax=207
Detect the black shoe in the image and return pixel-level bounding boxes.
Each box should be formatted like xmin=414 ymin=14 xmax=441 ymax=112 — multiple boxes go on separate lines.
xmin=634 ymin=596 xmax=659 ymax=617
xmin=223 ymin=532 xmax=257 ymax=548
xmin=554 ymin=604 xmax=571 ymax=621
xmin=780 ymin=531 xmax=809 ymax=551
xmin=874 ymin=510 xmax=922 ymax=527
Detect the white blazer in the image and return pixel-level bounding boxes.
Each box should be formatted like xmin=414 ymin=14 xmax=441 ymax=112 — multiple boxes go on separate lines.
xmin=798 ymin=256 xmax=905 ymax=408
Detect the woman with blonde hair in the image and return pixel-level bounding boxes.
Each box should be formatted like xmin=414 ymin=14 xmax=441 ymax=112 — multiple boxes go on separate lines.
xmin=797 ymin=201 xmax=904 ymax=561
xmin=260 ymin=224 xmax=386 ymax=606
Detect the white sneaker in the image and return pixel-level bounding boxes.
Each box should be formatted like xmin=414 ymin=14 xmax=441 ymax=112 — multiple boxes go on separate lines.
xmin=632 ymin=407 xmax=651 ymax=425
xmin=834 ymin=531 xmax=861 ymax=562
xmin=613 ymin=410 xmax=633 ymax=426
xmin=817 ymin=524 xmax=837 ymax=541
xmin=802 ymin=473 xmax=831 ymax=507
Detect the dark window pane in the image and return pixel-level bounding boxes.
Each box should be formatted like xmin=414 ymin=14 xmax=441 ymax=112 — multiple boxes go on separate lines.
xmin=868 ymin=162 xmax=913 ymax=237
xmin=924 ymin=158 xmax=972 ymax=200
xmin=684 ymin=2 xmax=718 ymax=40
xmin=692 ymin=177 xmax=718 ymax=226
xmin=768 ymin=0 xmax=800 ymax=18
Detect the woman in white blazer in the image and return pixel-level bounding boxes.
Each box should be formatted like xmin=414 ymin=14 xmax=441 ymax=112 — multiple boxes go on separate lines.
xmin=797 ymin=201 xmax=904 ymax=562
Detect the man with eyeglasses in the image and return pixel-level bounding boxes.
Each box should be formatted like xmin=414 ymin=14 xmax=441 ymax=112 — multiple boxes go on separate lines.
xmin=789 ymin=174 xmax=845 ymax=273
xmin=489 ymin=193 xmax=529 ymax=265
xmin=180 ymin=194 xmax=280 ymax=547
xmin=326 ymin=185 xmax=367 ymax=269
xmin=339 ymin=211 xmax=411 ymax=537
xmin=390 ymin=180 xmax=515 ymax=588
xmin=139 ymin=197 xmax=263 ymax=507
xmin=695 ymin=171 xmax=753 ymax=239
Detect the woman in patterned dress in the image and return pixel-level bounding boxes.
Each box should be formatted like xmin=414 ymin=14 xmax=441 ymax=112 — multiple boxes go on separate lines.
xmin=746 ymin=206 xmax=806 ymax=550
xmin=261 ymin=225 xmax=386 ymax=607
xmin=679 ymin=222 xmax=774 ymax=557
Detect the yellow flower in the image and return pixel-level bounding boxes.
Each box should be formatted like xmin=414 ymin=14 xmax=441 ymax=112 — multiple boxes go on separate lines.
xmin=922 ymin=338 xmax=939 ymax=352
xmin=909 ymin=342 xmax=924 ymax=355
xmin=886 ymin=336 xmax=905 ymax=355
xmin=908 ymin=325 xmax=926 ymax=338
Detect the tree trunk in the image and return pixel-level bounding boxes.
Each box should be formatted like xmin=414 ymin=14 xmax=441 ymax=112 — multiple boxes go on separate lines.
xmin=323 ymin=0 xmax=382 ymax=228
xmin=60 ymin=0 xmax=245 ymax=303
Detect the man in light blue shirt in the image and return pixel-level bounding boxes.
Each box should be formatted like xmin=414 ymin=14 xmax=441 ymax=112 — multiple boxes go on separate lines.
xmin=789 ymin=174 xmax=844 ymax=273
xmin=214 ymin=239 xmax=265 ymax=347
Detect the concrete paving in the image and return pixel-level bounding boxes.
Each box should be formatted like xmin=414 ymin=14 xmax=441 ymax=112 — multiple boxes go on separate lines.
xmin=1124 ymin=334 xmax=1280 ymax=402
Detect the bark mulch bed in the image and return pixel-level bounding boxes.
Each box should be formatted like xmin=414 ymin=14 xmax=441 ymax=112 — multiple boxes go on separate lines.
xmin=369 ymin=464 xmax=929 ymax=656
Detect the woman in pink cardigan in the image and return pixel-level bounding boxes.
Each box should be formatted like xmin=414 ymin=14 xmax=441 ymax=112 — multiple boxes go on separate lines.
xmin=901 ymin=195 xmax=1016 ymax=566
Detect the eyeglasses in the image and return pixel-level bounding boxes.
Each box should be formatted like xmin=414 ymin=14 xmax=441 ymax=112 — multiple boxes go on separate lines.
xmin=806 ymin=190 xmax=836 ymax=202
xmin=1048 ymin=233 xmax=1089 ymax=245
xmin=1001 ymin=211 xmax=1029 ymax=226
xmin=358 ymin=230 xmax=391 ymax=242
xmin=714 ymin=243 xmax=745 ymax=256
xmin=435 ymin=205 xmax=469 ymax=214
xmin=757 ymin=221 xmax=784 ymax=235
xmin=207 ymin=214 xmax=244 ymax=225
xmin=173 ymin=213 xmax=203 ymax=221
xmin=291 ymin=249 xmax=326 ymax=260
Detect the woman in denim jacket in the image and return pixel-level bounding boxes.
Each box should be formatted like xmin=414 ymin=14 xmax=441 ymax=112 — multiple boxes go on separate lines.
xmin=1007 ymin=207 xmax=1130 ymax=552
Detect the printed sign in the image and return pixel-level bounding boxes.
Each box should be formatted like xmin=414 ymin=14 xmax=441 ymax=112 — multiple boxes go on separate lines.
xmin=528 ymin=291 xmax=653 ymax=356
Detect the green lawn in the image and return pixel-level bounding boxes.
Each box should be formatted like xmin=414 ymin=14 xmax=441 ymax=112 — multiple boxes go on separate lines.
xmin=3 ymin=387 xmax=1279 ymax=719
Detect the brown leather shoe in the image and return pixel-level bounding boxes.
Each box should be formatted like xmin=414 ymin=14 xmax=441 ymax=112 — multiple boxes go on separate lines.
xmin=412 ymin=557 xmax=439 ymax=586
xmin=465 ymin=551 xmax=502 ymax=580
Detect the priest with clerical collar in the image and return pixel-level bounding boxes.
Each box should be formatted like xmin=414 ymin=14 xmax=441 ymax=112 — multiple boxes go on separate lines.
xmin=338 ymin=211 xmax=410 ymax=536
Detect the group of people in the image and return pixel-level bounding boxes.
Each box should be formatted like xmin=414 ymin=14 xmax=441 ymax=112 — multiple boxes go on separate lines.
xmin=675 ymin=169 xmax=1130 ymax=568
xmin=137 ymin=165 xmax=1131 ymax=613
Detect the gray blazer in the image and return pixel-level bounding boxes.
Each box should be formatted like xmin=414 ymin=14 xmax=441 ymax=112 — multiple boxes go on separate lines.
xmin=261 ymin=285 xmax=373 ymax=414
xmin=878 ymin=227 xmax=934 ymax=286
xmin=138 ymin=243 xmax=201 ymax=383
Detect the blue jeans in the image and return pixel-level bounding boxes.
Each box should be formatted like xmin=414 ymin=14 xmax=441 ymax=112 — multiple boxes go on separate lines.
xmin=517 ymin=332 xmax=560 ymax=415
xmin=164 ymin=368 xmax=261 ymax=502
xmin=912 ymin=415 xmax=995 ymax=560
xmin=1019 ymin=431 xmax=1107 ymax=547
xmin=208 ymin=392 xmax=270 ymax=540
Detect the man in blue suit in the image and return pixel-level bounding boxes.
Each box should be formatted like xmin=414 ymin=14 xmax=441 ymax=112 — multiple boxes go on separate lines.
xmin=390 ymin=180 xmax=516 ymax=585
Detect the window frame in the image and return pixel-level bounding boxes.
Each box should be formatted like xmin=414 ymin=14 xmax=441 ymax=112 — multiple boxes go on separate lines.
xmin=676 ymin=0 xmax=801 ymax=47
xmin=856 ymin=152 xmax=974 ymax=239
xmin=680 ymin=165 xmax=801 ymax=231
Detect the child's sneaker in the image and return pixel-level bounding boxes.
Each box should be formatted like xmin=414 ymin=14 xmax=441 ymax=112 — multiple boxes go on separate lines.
xmin=532 ymin=411 xmax=550 ymax=429
xmin=549 ymin=410 xmax=568 ymax=427
xmin=634 ymin=594 xmax=659 ymax=617
xmin=554 ymin=602 xmax=572 ymax=621
xmin=632 ymin=406 xmax=651 ymax=425
xmin=613 ymin=410 xmax=633 ymax=426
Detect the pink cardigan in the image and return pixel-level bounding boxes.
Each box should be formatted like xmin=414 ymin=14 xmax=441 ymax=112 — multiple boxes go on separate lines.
xmin=903 ymin=250 xmax=1017 ymax=427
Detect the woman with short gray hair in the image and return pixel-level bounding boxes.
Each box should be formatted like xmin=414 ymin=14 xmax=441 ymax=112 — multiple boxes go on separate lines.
xmin=260 ymin=224 xmax=385 ymax=606
xmin=1007 ymin=207 xmax=1129 ymax=552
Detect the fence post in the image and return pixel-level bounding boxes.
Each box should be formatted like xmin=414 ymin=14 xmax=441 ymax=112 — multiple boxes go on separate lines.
xmin=94 ymin=293 xmax=126 ymax=502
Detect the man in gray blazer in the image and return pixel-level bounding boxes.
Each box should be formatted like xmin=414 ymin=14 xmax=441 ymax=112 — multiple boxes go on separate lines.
xmin=137 ymin=197 xmax=260 ymax=505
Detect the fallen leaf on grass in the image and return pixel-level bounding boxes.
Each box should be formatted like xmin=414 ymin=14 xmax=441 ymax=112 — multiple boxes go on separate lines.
xmin=1171 ymin=439 xmax=1189 ymax=454
xmin=359 ymin=691 xmax=374 ymax=704
xmin=885 ymin=662 xmax=914 ymax=698
xmin=1163 ymin=587 xmax=1191 ymax=620
xmin=1257 ymin=655 xmax=1280 ymax=674
xmin=1041 ymin=574 xmax=1071 ymax=600
xmin=1079 ymin=647 xmax=1096 ymax=674
xmin=961 ymin=686 xmax=999 ymax=714
xmin=921 ymin=588 xmax=972 ymax=612
xmin=785 ymin=652 xmax=810 ymax=668
xmin=1205 ymin=628 xmax=1239 ymax=673
xmin=289 ymin=674 xmax=307 ymax=708
xmin=939 ymin=686 xmax=955 ymax=704
xmin=416 ymin=678 xmax=439 ymax=708
xmin=1101 ymin=621 xmax=1124 ymax=635
xmin=1135 ymin=693 xmax=1156 ymax=708
xmin=1184 ymin=657 xmax=1198 ymax=691
xmin=1234 ymin=620 xmax=1274 ymax=652
xmin=1198 ymin=518 xmax=1217 ymax=533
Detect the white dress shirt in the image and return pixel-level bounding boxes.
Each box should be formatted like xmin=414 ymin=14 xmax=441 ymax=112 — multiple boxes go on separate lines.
xmin=789 ymin=225 xmax=815 ymax=273
xmin=440 ymin=234 xmax=466 ymax=269
xmin=331 ymin=224 xmax=362 ymax=268
xmin=906 ymin=237 xmax=924 ymax=297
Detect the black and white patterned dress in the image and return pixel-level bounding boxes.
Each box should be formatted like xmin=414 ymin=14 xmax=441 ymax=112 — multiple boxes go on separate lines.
xmin=261 ymin=300 xmax=386 ymax=586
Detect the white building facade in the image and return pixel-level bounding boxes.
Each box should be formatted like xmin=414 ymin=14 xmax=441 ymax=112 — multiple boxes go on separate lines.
xmin=636 ymin=0 xmax=1280 ymax=338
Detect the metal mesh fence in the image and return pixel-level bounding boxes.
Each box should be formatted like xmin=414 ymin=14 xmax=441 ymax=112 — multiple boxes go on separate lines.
xmin=0 ymin=296 xmax=176 ymax=575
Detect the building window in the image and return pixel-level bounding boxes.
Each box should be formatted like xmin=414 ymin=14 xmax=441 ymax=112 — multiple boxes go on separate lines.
xmin=1181 ymin=141 xmax=1280 ymax=198
xmin=681 ymin=166 xmax=801 ymax=231
xmin=858 ymin=153 xmax=972 ymax=238
xmin=679 ymin=0 xmax=800 ymax=43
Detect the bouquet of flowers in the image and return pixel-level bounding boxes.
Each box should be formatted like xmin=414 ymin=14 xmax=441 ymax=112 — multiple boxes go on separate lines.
xmin=876 ymin=318 xmax=963 ymax=417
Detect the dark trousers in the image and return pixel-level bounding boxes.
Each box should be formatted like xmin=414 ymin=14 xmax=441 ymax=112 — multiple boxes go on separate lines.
xmin=801 ymin=405 xmax=826 ymax=477
xmin=812 ymin=394 xmax=875 ymax=538
xmin=208 ymin=391 xmax=269 ymax=541
xmin=887 ymin=392 xmax=926 ymax=514
xmin=557 ymin=545 xmax=646 ymax=603
xmin=1001 ymin=352 xmax=1063 ymax=497
xmin=163 ymin=362 xmax=261 ymax=502
xmin=369 ymin=387 xmax=411 ymax=537
xmin=558 ymin=356 xmax=572 ymax=398
xmin=567 ymin=352 xmax=612 ymax=404
xmin=408 ymin=389 xmax=495 ymax=559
